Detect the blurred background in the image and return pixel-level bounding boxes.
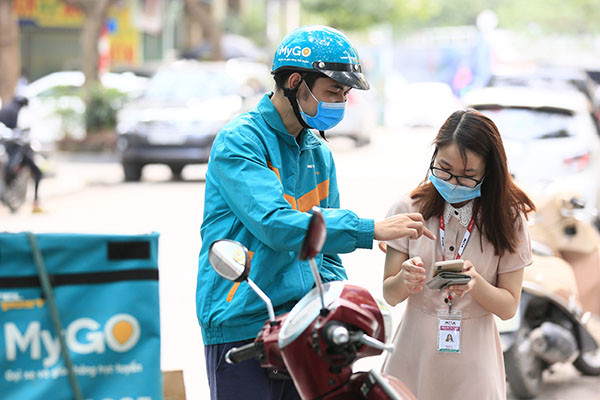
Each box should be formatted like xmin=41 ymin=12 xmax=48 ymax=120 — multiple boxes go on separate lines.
xmin=1 ymin=1 xmax=600 ymax=399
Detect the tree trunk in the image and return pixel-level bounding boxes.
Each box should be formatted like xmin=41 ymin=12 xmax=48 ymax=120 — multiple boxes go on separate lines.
xmin=80 ymin=7 xmax=104 ymax=86
xmin=184 ymin=0 xmax=222 ymax=60
xmin=0 ymin=0 xmax=21 ymax=104
xmin=63 ymin=0 xmax=116 ymax=90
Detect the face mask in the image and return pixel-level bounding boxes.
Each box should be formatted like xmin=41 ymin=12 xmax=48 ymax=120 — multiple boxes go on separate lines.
xmin=429 ymin=174 xmax=483 ymax=204
xmin=298 ymin=82 xmax=346 ymax=131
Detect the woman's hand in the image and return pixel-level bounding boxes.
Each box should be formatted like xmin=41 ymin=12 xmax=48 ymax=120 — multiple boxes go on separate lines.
xmin=447 ymin=260 xmax=478 ymax=297
xmin=400 ymin=256 xmax=427 ymax=294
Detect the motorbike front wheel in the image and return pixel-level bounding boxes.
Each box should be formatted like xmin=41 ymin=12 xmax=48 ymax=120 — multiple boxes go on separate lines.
xmin=2 ymin=167 xmax=30 ymax=213
xmin=573 ymin=349 xmax=600 ymax=376
xmin=574 ymin=315 xmax=600 ymax=376
xmin=504 ymin=325 xmax=544 ymax=399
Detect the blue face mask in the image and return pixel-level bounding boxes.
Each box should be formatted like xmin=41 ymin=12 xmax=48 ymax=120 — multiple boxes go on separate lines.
xmin=299 ymin=82 xmax=346 ymax=131
xmin=429 ymin=174 xmax=483 ymax=204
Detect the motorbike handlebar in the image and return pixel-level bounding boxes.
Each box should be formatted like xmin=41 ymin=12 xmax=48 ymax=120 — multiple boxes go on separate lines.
xmin=225 ymin=341 xmax=264 ymax=364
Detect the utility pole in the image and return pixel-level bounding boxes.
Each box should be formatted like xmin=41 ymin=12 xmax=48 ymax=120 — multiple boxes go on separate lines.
xmin=265 ymin=0 xmax=300 ymax=51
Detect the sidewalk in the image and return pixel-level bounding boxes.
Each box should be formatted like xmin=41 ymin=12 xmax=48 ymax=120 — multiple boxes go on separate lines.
xmin=39 ymin=151 xmax=122 ymax=201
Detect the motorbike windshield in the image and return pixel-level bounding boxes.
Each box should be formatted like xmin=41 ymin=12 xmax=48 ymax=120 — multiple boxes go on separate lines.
xmin=278 ymin=281 xmax=345 ymax=349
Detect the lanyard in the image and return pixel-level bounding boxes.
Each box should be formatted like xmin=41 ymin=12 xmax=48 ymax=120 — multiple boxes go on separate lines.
xmin=438 ymin=204 xmax=478 ymax=261
xmin=439 ymin=204 xmax=478 ymax=312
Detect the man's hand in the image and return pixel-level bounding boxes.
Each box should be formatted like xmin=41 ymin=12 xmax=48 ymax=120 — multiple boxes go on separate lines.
xmin=374 ymin=213 xmax=436 ymax=241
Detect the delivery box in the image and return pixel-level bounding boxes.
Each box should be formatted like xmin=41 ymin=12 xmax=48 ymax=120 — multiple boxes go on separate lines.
xmin=0 ymin=232 xmax=161 ymax=400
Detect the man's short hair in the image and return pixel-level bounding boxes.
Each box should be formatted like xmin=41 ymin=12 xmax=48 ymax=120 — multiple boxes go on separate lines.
xmin=273 ymin=69 xmax=326 ymax=91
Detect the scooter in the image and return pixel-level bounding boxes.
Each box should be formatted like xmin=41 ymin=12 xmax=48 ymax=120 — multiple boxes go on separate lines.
xmin=0 ymin=124 xmax=32 ymax=213
xmin=496 ymin=192 xmax=600 ymax=398
xmin=208 ymin=207 xmax=415 ymax=400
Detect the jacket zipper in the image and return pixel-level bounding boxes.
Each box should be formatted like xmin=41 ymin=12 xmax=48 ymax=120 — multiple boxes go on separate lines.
xmin=294 ymin=144 xmax=306 ymax=294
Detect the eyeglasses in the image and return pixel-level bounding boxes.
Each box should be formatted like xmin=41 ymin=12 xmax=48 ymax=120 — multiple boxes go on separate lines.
xmin=430 ymin=166 xmax=483 ymax=188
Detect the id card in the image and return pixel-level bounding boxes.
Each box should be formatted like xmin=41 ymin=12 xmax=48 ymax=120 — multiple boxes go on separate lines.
xmin=437 ymin=310 xmax=462 ymax=353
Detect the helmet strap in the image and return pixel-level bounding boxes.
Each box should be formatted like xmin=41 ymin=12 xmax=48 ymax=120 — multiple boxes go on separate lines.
xmin=282 ymin=74 xmax=327 ymax=140
xmin=283 ymin=74 xmax=311 ymax=130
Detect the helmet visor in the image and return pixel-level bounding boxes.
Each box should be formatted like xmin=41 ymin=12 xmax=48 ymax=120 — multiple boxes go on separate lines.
xmin=313 ymin=62 xmax=370 ymax=90
xmin=321 ymin=70 xmax=370 ymax=90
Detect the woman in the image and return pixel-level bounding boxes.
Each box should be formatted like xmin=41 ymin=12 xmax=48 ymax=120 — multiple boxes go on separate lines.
xmin=381 ymin=109 xmax=535 ymax=399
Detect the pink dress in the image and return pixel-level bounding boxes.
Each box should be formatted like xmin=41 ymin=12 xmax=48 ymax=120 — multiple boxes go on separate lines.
xmin=382 ymin=195 xmax=532 ymax=400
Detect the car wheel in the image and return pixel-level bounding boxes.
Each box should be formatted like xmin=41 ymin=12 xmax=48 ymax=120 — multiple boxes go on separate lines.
xmin=169 ymin=165 xmax=184 ymax=180
xmin=123 ymin=162 xmax=142 ymax=182
xmin=505 ymin=324 xmax=544 ymax=399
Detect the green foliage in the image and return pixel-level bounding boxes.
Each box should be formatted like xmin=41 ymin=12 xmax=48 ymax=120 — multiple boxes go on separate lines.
xmin=48 ymin=85 xmax=85 ymax=139
xmin=301 ymin=0 xmax=405 ymax=31
xmin=84 ymin=84 xmax=127 ymax=134
xmin=495 ymin=0 xmax=600 ymax=34
xmin=223 ymin=1 xmax=268 ymax=46
xmin=300 ymin=0 xmax=600 ymax=34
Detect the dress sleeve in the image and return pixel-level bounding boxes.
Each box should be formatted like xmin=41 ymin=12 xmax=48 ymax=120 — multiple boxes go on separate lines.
xmin=498 ymin=213 xmax=533 ymax=274
xmin=383 ymin=195 xmax=412 ymax=254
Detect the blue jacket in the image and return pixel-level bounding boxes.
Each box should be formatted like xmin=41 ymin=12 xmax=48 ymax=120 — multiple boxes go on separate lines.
xmin=197 ymin=93 xmax=374 ymax=345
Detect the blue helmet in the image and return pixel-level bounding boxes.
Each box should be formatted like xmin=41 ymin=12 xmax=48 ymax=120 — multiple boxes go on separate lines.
xmin=272 ymin=25 xmax=369 ymax=90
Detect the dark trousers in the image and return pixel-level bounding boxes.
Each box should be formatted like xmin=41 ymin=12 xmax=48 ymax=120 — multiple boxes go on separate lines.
xmin=22 ymin=155 xmax=41 ymax=200
xmin=205 ymin=339 xmax=301 ymax=400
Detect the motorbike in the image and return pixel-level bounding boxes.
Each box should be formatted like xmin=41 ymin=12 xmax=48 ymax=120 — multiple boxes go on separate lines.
xmin=208 ymin=207 xmax=415 ymax=399
xmin=497 ymin=192 xmax=600 ymax=398
xmin=0 ymin=123 xmax=34 ymax=213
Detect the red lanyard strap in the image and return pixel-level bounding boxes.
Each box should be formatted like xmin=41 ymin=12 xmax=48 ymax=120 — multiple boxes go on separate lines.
xmin=439 ymin=204 xmax=478 ymax=261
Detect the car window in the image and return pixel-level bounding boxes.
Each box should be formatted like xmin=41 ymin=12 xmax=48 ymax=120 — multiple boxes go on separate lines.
xmin=144 ymin=69 xmax=238 ymax=102
xmin=475 ymin=106 xmax=575 ymax=140
xmin=489 ymin=75 xmax=596 ymax=102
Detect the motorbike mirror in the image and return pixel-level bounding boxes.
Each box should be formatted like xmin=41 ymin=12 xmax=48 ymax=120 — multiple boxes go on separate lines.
xmin=299 ymin=207 xmax=326 ymax=261
xmin=208 ymin=239 xmax=250 ymax=283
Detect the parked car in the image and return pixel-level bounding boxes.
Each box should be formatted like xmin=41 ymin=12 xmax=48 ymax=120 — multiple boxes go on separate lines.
xmin=18 ymin=71 xmax=148 ymax=151
xmin=384 ymin=81 xmax=464 ymax=129
xmin=486 ymin=65 xmax=600 ymax=132
xmin=463 ymin=86 xmax=600 ymax=212
xmin=116 ymin=59 xmax=270 ymax=181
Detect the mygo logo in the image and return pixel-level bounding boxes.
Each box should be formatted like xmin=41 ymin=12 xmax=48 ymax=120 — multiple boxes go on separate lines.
xmin=278 ymin=45 xmax=311 ymax=58
xmin=4 ymin=314 xmax=140 ymax=367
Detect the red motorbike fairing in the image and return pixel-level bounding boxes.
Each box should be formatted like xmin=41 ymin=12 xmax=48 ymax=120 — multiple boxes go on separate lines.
xmin=260 ymin=283 xmax=390 ymax=400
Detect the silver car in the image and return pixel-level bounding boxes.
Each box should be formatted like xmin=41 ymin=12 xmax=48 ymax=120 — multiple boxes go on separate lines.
xmin=464 ymin=86 xmax=600 ymax=212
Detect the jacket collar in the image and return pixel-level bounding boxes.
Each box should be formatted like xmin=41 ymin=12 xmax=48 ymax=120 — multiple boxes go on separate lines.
xmin=258 ymin=93 xmax=322 ymax=151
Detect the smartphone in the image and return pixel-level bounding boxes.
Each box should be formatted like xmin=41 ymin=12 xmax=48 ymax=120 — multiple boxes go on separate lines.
xmin=433 ymin=259 xmax=464 ymax=277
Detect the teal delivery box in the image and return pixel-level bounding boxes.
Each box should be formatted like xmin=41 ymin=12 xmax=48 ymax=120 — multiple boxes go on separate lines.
xmin=0 ymin=232 xmax=161 ymax=400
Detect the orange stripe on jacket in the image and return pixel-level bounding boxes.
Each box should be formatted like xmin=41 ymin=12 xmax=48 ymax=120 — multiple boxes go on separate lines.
xmin=297 ymin=180 xmax=329 ymax=212
xmin=283 ymin=194 xmax=298 ymax=210
xmin=268 ymin=160 xmax=298 ymax=209
xmin=267 ymin=160 xmax=281 ymax=181
xmin=226 ymin=251 xmax=254 ymax=302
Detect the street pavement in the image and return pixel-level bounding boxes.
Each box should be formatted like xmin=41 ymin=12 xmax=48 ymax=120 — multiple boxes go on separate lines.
xmin=2 ymin=126 xmax=600 ymax=399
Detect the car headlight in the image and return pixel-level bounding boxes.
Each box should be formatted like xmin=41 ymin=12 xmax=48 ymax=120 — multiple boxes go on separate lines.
xmin=374 ymin=297 xmax=393 ymax=344
xmin=116 ymin=120 xmax=140 ymax=135
xmin=116 ymin=137 xmax=129 ymax=152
